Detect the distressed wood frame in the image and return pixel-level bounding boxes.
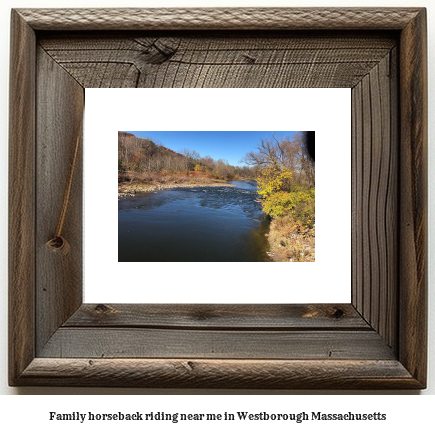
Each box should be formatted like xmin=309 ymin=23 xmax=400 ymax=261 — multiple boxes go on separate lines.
xmin=9 ymin=8 xmax=427 ymax=388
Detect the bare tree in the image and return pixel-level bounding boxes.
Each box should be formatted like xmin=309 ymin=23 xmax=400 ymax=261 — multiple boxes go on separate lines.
xmin=241 ymin=132 xmax=315 ymax=189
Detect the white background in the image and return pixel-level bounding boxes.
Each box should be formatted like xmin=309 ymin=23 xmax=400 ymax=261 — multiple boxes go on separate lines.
xmin=85 ymin=88 xmax=351 ymax=304
xmin=0 ymin=0 xmax=434 ymax=413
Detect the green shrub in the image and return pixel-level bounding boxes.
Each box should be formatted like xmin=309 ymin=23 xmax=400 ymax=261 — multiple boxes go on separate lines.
xmin=262 ymin=189 xmax=315 ymax=226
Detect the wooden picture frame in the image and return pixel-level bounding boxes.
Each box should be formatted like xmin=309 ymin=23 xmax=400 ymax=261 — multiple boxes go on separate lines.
xmin=9 ymin=8 xmax=427 ymax=389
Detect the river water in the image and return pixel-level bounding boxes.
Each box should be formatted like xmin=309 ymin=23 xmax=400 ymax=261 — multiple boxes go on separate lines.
xmin=118 ymin=180 xmax=271 ymax=262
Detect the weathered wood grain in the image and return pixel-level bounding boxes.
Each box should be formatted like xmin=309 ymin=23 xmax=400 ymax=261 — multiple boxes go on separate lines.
xmin=35 ymin=47 xmax=84 ymax=353
xmin=351 ymin=77 xmax=362 ymax=313
xmin=16 ymin=8 xmax=422 ymax=31
xmin=351 ymin=50 xmax=398 ymax=351
xmin=8 ymin=10 xmax=36 ymax=387
xmin=39 ymin=328 xmax=395 ymax=360
xmin=386 ymin=47 xmax=399 ymax=349
xmin=380 ymin=47 xmax=398 ymax=349
xmin=65 ymin=304 xmax=369 ymax=330
xmin=18 ymin=358 xmax=420 ymax=389
xmin=398 ymin=8 xmax=428 ymax=386
xmin=8 ymin=8 xmax=427 ymax=389
xmin=39 ymin=33 xmax=396 ymax=88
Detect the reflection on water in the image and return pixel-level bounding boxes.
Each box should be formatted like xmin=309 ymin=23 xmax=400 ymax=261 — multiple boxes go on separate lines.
xmin=118 ymin=181 xmax=271 ymax=262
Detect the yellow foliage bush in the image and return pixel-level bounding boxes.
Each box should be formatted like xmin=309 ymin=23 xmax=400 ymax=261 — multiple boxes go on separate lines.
xmin=256 ymin=166 xmax=292 ymax=198
xmin=262 ymin=189 xmax=315 ymax=224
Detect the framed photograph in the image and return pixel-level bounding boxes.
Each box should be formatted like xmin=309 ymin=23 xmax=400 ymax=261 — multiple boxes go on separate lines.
xmin=86 ymin=88 xmax=349 ymax=305
xmin=9 ymin=8 xmax=427 ymax=388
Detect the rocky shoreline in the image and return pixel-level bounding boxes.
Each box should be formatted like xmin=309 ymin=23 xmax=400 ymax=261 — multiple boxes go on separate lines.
xmin=118 ymin=181 xmax=235 ymax=198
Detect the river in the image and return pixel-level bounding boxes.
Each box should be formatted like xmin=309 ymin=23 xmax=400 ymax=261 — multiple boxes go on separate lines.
xmin=118 ymin=180 xmax=272 ymax=262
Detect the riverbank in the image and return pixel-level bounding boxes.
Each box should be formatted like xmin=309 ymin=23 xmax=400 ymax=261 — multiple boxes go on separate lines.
xmin=266 ymin=215 xmax=315 ymax=262
xmin=118 ymin=179 xmax=235 ymax=198
xmin=119 ymin=180 xmax=268 ymax=262
xmin=119 ymin=179 xmax=314 ymax=262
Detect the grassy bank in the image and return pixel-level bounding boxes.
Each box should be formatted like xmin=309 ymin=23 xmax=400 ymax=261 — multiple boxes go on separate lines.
xmin=261 ymin=189 xmax=315 ymax=262
xmin=266 ymin=215 xmax=315 ymax=262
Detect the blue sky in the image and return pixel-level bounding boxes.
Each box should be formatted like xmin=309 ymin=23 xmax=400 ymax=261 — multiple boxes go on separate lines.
xmin=123 ymin=131 xmax=298 ymax=167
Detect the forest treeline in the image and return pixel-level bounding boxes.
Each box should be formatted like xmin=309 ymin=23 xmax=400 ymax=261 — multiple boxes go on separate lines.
xmin=118 ymin=131 xmax=257 ymax=182
xmin=241 ymin=132 xmax=315 ymax=262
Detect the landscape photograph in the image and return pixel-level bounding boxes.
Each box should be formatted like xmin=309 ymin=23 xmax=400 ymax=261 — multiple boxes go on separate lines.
xmin=118 ymin=131 xmax=315 ymax=262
